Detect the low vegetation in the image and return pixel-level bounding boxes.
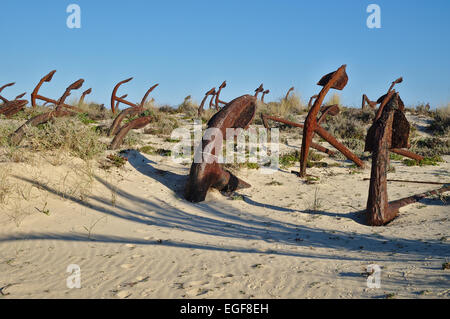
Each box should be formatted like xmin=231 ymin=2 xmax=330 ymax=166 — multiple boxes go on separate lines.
xmin=428 ymin=104 xmax=450 ymax=136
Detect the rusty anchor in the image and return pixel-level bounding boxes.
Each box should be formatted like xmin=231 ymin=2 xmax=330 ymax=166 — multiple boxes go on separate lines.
xmin=260 ymin=104 xmax=340 ymax=157
xmin=110 ymin=78 xmax=158 ymax=114
xmin=364 ymin=92 xmax=448 ymax=226
xmin=108 ymin=78 xmax=158 ymax=149
xmin=185 ymin=94 xmax=258 ymax=203
xmin=214 ymin=81 xmax=228 ymax=110
xmin=365 ymin=77 xmax=423 ymax=162
xmin=110 ymin=77 xmax=158 ymax=114
xmin=254 ymin=84 xmax=264 ymax=98
xmin=208 ymin=89 xmax=217 ymax=110
xmin=30 ymin=70 xmax=85 ymax=113
xmin=308 ymin=95 xmax=318 ymax=109
xmin=361 ymin=94 xmax=377 ymax=109
xmin=299 ymin=65 xmax=365 ymax=177
xmin=79 ymin=88 xmax=92 ymax=105
xmin=197 ymin=82 xmax=228 ymax=116
xmin=197 ymin=87 xmax=216 ymax=117
xmin=285 ymin=87 xmax=294 ymax=101
xmin=0 ymin=82 xmax=28 ymax=118
xmin=108 ymin=79 xmax=158 ymax=136
xmin=10 ymin=78 xmax=85 ymax=145
xmin=261 ymin=90 xmax=270 ymax=103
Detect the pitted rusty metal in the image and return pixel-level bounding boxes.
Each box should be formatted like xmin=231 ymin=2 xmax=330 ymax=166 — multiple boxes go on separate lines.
xmin=0 ymin=82 xmax=28 ymax=117
xmin=285 ymin=87 xmax=294 ymax=101
xmin=198 ymin=87 xmax=216 ymax=116
xmin=30 ymin=70 xmax=84 ymax=113
xmin=361 ymin=94 xmax=377 ymax=109
xmin=299 ymin=65 xmax=364 ymax=177
xmin=364 ymin=77 xmax=421 ymax=161
xmin=254 ymin=84 xmax=264 ymax=98
xmin=108 ymin=78 xmax=157 ymax=148
xmin=261 ymin=90 xmax=270 ymax=103
xmin=364 ymin=93 xmax=435 ymax=226
xmin=308 ymin=95 xmax=318 ymax=109
xmin=14 ymin=93 xmax=27 ymax=100
xmin=215 ymin=81 xmax=227 ymax=110
xmin=185 ymin=95 xmax=257 ymax=202
xmin=110 ymin=78 xmax=159 ymax=113
xmin=109 ymin=115 xmax=153 ymax=150
xmin=209 ymin=89 xmax=217 ymax=110
xmin=79 ymin=88 xmax=92 ymax=104
xmin=260 ymin=113 xmax=336 ymax=156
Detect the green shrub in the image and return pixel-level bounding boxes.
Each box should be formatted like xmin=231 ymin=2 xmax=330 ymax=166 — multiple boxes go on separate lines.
xmin=23 ymin=118 xmax=106 ymax=160
xmin=428 ymin=104 xmax=450 ymax=136
xmin=177 ymin=96 xmax=199 ymax=117
xmin=403 ymin=155 xmax=444 ymax=166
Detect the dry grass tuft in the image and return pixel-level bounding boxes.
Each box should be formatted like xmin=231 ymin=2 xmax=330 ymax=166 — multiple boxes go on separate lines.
xmin=428 ymin=104 xmax=450 ymax=136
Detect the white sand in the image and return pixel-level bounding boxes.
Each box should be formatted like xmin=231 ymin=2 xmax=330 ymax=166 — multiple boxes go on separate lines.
xmin=0 ymin=115 xmax=449 ymax=299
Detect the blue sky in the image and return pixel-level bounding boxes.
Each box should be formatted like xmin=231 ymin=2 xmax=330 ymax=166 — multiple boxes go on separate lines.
xmin=1 ymin=0 xmax=449 ymax=109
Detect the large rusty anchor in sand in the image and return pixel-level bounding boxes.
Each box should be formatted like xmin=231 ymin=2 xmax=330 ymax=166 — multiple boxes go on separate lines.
xmin=11 ymin=77 xmax=85 ymax=145
xmin=299 ymin=65 xmax=365 ymax=177
xmin=364 ymin=92 xmax=449 ymax=226
xmin=109 ymin=78 xmax=158 ymax=149
xmin=0 ymin=82 xmax=28 ymax=117
xmin=185 ymin=95 xmax=258 ymax=202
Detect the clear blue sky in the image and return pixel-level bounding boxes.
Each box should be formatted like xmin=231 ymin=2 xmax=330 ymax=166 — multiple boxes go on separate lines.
xmin=1 ymin=0 xmax=449 ymax=108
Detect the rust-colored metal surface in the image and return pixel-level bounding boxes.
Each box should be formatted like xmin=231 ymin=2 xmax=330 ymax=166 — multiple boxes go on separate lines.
xmin=108 ymin=106 xmax=144 ymax=137
xmin=390 ymin=148 xmax=424 ymax=161
xmin=299 ymin=65 xmax=363 ymax=177
xmin=363 ymin=178 xmax=448 ymax=185
xmin=0 ymin=82 xmax=29 ymax=118
xmin=108 ymin=79 xmax=158 ymax=146
xmin=365 ymin=91 xmax=449 ymax=226
xmin=308 ymin=95 xmax=318 ymax=109
xmin=254 ymin=84 xmax=264 ymax=98
xmin=317 ymin=104 xmax=339 ymax=125
xmin=0 ymin=100 xmax=28 ymax=118
xmin=31 ymin=70 xmax=56 ymax=107
xmin=14 ymin=93 xmax=27 ymax=100
xmin=285 ymin=87 xmax=294 ymax=100
xmin=140 ymin=84 xmax=159 ymax=107
xmin=115 ymin=94 xmax=128 ymax=112
xmin=361 ymin=94 xmax=377 ymax=109
xmin=260 ymin=114 xmax=336 ymax=156
xmin=365 ymin=93 xmax=399 ymax=225
xmin=387 ymin=184 xmax=450 ymax=213
xmin=109 ymin=115 xmax=153 ymax=150
xmin=10 ymin=106 xmax=75 ymax=146
xmin=111 ymin=78 xmax=134 ymax=113
xmin=197 ymin=87 xmax=216 ymax=116
xmin=79 ymin=88 xmax=92 ymax=104
xmin=209 ymin=89 xmax=217 ymax=109
xmin=185 ymin=95 xmax=257 ymax=203
xmin=364 ymin=77 xmax=421 ymax=161
xmin=215 ymin=81 xmax=227 ymax=110
xmin=30 ymin=70 xmax=84 ymax=113
xmin=261 ymin=90 xmax=270 ymax=103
